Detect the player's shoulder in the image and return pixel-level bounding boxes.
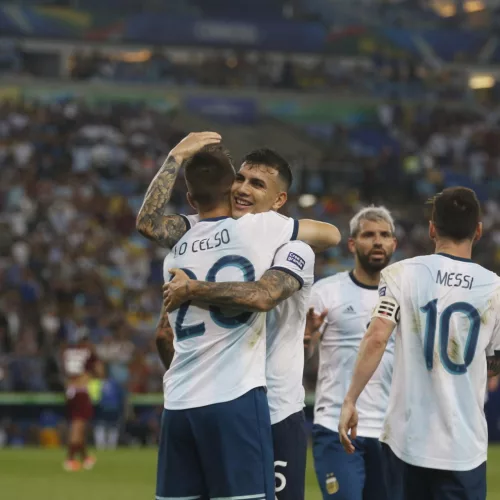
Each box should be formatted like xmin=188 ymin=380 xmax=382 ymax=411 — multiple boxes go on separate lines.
xmin=409 ymin=253 xmax=497 ymax=279
xmin=180 ymin=213 xmax=200 ymax=230
xmin=237 ymin=211 xmax=291 ymax=225
xmin=313 ymin=271 xmax=350 ymax=291
xmin=275 ymin=239 xmax=314 ymax=257
xmin=381 ymin=256 xmax=430 ymax=278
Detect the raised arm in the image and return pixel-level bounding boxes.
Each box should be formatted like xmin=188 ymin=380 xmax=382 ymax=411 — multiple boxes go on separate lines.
xmin=297 ymin=219 xmax=341 ymax=252
xmin=136 ymin=132 xmax=221 ymax=248
xmin=163 ymin=268 xmax=300 ymax=313
xmin=155 ymin=303 xmax=175 ymax=370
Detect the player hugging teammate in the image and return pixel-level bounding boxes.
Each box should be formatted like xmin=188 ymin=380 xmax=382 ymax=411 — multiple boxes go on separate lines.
xmin=137 ymin=132 xmax=340 ymax=500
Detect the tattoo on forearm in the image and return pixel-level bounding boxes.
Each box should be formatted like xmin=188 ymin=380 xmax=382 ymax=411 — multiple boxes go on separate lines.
xmin=136 ymin=156 xmax=187 ymax=248
xmin=156 ymin=306 xmax=175 ymax=369
xmin=487 ymin=352 xmax=500 ymax=376
xmin=191 ymin=269 xmax=300 ymax=312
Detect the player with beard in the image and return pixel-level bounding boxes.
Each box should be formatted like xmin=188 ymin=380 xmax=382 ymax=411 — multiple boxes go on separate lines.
xmin=307 ymin=207 xmax=396 ymax=500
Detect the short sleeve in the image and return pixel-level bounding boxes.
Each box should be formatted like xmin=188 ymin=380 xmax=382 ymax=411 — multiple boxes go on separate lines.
xmin=270 ymin=241 xmax=315 ymax=290
xmin=487 ymin=292 xmax=500 ymax=356
xmin=179 ymin=213 xmax=200 ymax=230
xmin=378 ymin=263 xmax=402 ymax=303
xmin=238 ymin=212 xmax=298 ymax=252
xmin=487 ymin=325 xmax=500 ymax=357
xmin=372 ymin=266 xmax=403 ymax=324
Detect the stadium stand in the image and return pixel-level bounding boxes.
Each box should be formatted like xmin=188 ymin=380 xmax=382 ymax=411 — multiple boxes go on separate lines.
xmin=1 ymin=0 xmax=500 ymax=450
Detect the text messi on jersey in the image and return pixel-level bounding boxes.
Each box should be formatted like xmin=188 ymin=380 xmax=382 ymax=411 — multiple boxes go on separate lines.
xmin=436 ymin=270 xmax=474 ymax=290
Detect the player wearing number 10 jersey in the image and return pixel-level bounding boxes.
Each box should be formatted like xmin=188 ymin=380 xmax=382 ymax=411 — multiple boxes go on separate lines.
xmin=339 ymin=187 xmax=500 ymax=500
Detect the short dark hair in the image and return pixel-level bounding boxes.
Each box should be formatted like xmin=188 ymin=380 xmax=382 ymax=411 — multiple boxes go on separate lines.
xmin=184 ymin=144 xmax=235 ymax=210
xmin=241 ymin=148 xmax=293 ymax=190
xmin=431 ymin=187 xmax=481 ymax=241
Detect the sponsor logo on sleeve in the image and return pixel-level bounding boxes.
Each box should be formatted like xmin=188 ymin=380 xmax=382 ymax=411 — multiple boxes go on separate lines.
xmin=286 ymin=252 xmax=305 ymax=270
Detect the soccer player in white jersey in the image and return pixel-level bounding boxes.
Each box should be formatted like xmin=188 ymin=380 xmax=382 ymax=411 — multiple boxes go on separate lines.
xmin=307 ymin=206 xmax=397 ymax=500
xmin=162 ymin=148 xmax=340 ymax=500
xmin=146 ymin=144 xmax=338 ymax=500
xmin=339 ymin=187 xmax=500 ymax=500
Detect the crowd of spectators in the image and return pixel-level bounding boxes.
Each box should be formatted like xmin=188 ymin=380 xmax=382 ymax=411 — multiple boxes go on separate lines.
xmin=0 ymin=95 xmax=499 ymax=403
xmin=0 ymin=38 xmax=468 ymax=102
xmin=68 ymin=48 xmax=467 ymax=101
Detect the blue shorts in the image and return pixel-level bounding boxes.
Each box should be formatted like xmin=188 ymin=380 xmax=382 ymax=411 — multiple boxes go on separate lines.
xmin=381 ymin=443 xmax=486 ymax=500
xmin=272 ymin=410 xmax=307 ymax=500
xmin=156 ymin=387 xmax=275 ymax=500
xmin=312 ymin=424 xmax=389 ymax=500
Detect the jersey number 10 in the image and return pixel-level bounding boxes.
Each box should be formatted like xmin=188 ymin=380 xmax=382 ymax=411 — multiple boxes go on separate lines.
xmin=421 ymin=299 xmax=480 ymax=375
xmin=173 ymin=255 xmax=256 ymax=340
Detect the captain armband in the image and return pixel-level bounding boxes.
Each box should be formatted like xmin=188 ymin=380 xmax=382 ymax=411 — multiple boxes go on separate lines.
xmin=372 ymin=297 xmax=400 ymax=324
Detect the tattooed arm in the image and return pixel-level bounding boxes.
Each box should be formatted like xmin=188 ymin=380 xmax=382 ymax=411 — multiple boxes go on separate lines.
xmin=155 ymin=303 xmax=175 ymax=370
xmin=487 ymin=351 xmax=500 ymax=378
xmin=136 ymin=155 xmax=188 ymax=248
xmin=136 ymin=132 xmax=221 ymax=248
xmin=164 ymin=268 xmax=301 ymax=313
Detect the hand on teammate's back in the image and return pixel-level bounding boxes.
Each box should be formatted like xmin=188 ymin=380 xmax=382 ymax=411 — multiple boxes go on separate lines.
xmin=338 ymin=400 xmax=358 ymax=455
xmin=163 ymin=268 xmax=192 ymax=312
xmin=170 ymin=132 xmax=221 ymax=164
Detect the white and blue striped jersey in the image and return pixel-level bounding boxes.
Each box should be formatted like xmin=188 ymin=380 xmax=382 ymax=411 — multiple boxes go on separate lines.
xmin=162 ymin=212 xmax=298 ymax=410
xmin=378 ymin=253 xmax=500 ymax=471
xmin=311 ymin=271 xmax=395 ymax=438
xmin=266 ymin=240 xmax=315 ymax=425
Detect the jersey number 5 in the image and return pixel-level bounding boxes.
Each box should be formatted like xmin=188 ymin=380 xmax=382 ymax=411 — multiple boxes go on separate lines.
xmin=173 ymin=255 xmax=256 ymax=341
xmin=421 ymin=299 xmax=481 ymax=374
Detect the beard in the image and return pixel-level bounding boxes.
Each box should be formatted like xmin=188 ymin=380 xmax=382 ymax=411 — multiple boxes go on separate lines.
xmin=356 ymin=248 xmax=392 ymax=274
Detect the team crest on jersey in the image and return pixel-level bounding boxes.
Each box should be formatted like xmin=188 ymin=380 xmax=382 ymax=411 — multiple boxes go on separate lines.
xmin=326 ymin=473 xmax=339 ymax=494
xmin=286 ymin=252 xmax=305 ymax=270
xmin=379 ymin=286 xmax=386 ymax=296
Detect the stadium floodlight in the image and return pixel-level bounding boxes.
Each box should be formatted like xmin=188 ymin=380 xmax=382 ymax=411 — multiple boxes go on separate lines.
xmin=469 ymin=74 xmax=495 ymax=89
xmin=298 ymin=194 xmax=317 ymax=208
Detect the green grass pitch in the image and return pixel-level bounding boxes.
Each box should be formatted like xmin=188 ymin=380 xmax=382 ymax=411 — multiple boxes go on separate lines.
xmin=1 ymin=445 xmax=500 ymax=499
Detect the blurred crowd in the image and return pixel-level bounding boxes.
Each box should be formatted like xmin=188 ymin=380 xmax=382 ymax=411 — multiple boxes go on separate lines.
xmin=0 ymin=95 xmax=499 ymax=403
xmin=68 ymin=48 xmax=466 ymax=100
xmin=0 ymin=38 xmax=467 ymax=101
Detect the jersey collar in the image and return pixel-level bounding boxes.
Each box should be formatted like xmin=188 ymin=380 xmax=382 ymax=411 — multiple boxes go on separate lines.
xmin=200 ymin=216 xmax=231 ymax=222
xmin=436 ymin=252 xmax=472 ymax=263
xmin=348 ymin=270 xmax=378 ymax=290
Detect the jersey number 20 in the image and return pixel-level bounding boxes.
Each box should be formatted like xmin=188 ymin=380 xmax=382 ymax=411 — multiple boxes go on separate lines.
xmin=174 ymin=255 xmax=256 ymax=340
xmin=421 ymin=299 xmax=480 ymax=374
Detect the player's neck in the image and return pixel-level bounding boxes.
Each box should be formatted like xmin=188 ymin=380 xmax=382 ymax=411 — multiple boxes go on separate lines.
xmin=352 ymin=267 xmax=380 ymax=288
xmin=197 ymin=206 xmax=231 ymax=221
xmin=434 ymin=241 xmax=472 ymax=260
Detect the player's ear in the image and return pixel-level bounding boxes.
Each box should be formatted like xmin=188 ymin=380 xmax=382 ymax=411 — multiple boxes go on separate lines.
xmin=347 ymin=237 xmax=356 ymax=255
xmin=391 ymin=235 xmax=398 ymax=252
xmin=272 ymin=191 xmax=287 ymax=211
xmin=186 ymin=192 xmax=197 ymax=211
xmin=474 ymin=222 xmax=483 ymax=243
xmin=428 ymin=220 xmax=436 ymax=241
